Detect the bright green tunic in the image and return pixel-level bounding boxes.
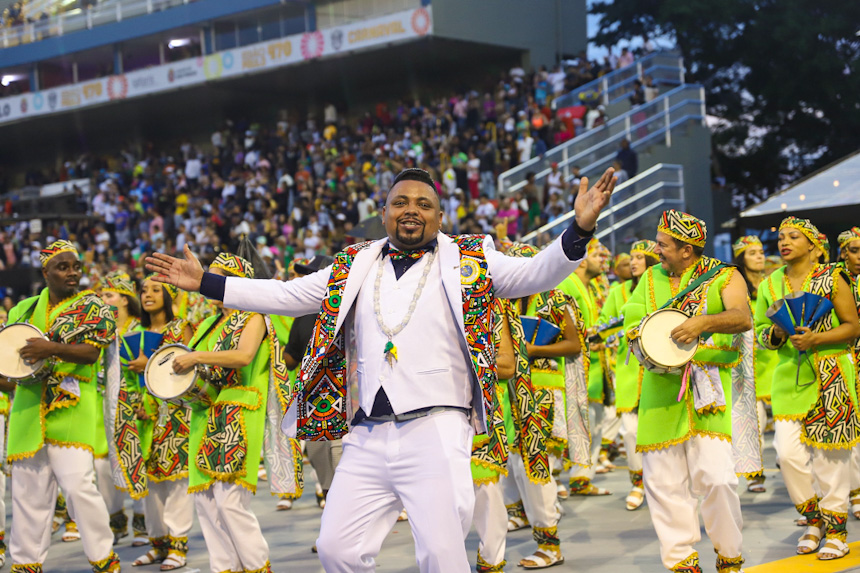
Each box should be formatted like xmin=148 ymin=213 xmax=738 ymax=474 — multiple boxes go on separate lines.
xmin=754 ymin=266 xmax=858 ymax=441
xmin=188 ymin=312 xmax=270 ymax=494
xmin=7 ymin=289 xmax=116 ymax=462
xmin=471 ymin=382 xmax=515 ymax=484
xmin=622 ymin=260 xmax=738 ymax=452
xmin=558 ymin=273 xmax=603 ymax=402
xmin=600 ymin=280 xmax=642 ymax=412
xmin=525 ymin=295 xmax=565 ymax=390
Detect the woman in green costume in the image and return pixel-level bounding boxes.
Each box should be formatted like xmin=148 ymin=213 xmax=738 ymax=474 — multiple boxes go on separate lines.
xmin=128 ymin=276 xmax=194 ymax=570
xmin=97 ymin=272 xmax=144 ymax=544
xmin=170 ymin=253 xmax=273 ymax=573
xmin=602 ymin=240 xmax=658 ymax=511
xmin=732 ymin=235 xmax=775 ymax=494
xmin=838 ymin=227 xmax=860 ymax=519
xmin=754 ymin=217 xmax=860 ymax=561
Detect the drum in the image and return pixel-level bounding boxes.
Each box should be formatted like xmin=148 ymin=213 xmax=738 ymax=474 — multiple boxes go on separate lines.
xmin=628 ymin=308 xmax=698 ymax=375
xmin=0 ymin=323 xmax=50 ymax=382
xmin=144 ymin=344 xmax=219 ymax=408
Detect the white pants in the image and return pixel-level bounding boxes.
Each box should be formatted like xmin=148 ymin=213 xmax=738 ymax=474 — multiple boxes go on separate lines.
xmin=94 ymin=456 xmax=125 ymax=515
xmin=620 ymin=411 xmax=643 ymax=475
xmin=570 ymin=402 xmax=605 ymax=482
xmin=774 ymin=420 xmax=849 ymax=514
xmin=144 ymin=479 xmax=194 ymax=541
xmin=642 ymin=436 xmax=743 ymax=569
xmin=194 ymin=482 xmax=269 ymax=573
xmin=600 ymin=404 xmax=622 ymax=446
xmin=316 ymin=411 xmax=475 ymax=573
xmin=502 ymin=453 xmax=558 ymax=530
xmin=850 ymin=444 xmax=860 ymax=496
xmin=10 ymin=445 xmax=114 ymax=565
xmin=473 ymin=480 xmax=507 ymax=567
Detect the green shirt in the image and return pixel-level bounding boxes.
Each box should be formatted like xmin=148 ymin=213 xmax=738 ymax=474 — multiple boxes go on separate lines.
xmin=558 ymin=273 xmax=604 ymax=402
xmin=600 ymin=280 xmax=641 ymax=412
xmin=622 ymin=259 xmax=738 ymax=452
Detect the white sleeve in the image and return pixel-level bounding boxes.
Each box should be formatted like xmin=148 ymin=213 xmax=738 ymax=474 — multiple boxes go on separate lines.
xmin=222 ymin=267 xmax=331 ymax=317
xmin=486 ymin=236 xmax=582 ymax=300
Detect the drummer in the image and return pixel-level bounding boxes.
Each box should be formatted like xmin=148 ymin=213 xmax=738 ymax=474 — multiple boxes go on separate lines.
xmin=127 ymin=275 xmax=194 ymax=570
xmin=755 ymin=217 xmax=860 ymax=561
xmin=601 ymin=240 xmax=659 ymax=511
xmin=621 ymin=210 xmax=751 ymax=573
xmin=6 ymin=240 xmax=121 ymax=573
xmin=170 ymin=253 xmax=272 ymax=573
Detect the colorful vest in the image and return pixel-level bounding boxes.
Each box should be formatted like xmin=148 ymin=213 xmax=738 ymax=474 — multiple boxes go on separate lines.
xmin=755 ymin=264 xmax=859 ymax=448
xmin=622 ymin=257 xmax=738 ymax=452
xmin=295 ymin=236 xmax=498 ymax=441
xmin=7 ymin=288 xmax=116 ymax=462
xmin=188 ymin=311 xmax=270 ymax=494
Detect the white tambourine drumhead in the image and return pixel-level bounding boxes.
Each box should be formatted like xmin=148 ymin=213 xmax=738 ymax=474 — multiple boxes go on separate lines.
xmin=145 ymin=344 xmax=196 ymax=400
xmin=639 ymin=308 xmax=698 ymax=368
xmin=0 ymin=323 xmax=47 ymax=379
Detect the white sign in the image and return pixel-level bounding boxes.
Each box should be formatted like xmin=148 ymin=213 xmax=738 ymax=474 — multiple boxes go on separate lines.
xmin=0 ymin=7 xmax=432 ymax=126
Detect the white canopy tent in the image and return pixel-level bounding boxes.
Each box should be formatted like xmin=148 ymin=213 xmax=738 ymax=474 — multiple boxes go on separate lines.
xmin=740 ymin=150 xmax=860 ymax=226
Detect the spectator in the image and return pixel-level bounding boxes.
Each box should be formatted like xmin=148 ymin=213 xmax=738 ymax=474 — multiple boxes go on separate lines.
xmin=643 ymin=75 xmax=660 ymax=102
xmin=616 ymin=139 xmax=638 ymax=177
xmin=618 ymin=47 xmax=635 ymax=68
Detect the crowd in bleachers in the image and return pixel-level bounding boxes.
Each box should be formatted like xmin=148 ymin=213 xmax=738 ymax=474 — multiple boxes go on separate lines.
xmin=0 ymin=45 xmax=659 ymax=302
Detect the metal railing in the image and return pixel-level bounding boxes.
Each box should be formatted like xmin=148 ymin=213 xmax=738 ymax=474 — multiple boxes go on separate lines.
xmin=1 ymin=0 xmax=196 ymax=47
xmin=498 ymin=84 xmax=705 ymax=197
xmin=552 ymin=50 xmax=685 ymax=110
xmin=521 ymin=163 xmax=685 ymax=254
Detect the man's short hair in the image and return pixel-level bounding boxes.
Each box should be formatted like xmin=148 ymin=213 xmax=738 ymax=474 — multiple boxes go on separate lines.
xmin=391 ymin=168 xmax=437 ymax=194
xmin=673 ymin=238 xmax=705 ymax=257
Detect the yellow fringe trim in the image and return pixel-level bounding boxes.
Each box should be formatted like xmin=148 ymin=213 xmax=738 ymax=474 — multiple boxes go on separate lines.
xmin=244 ymin=560 xmax=271 ymax=573
xmin=470 ymin=456 xmax=508 ymax=477
xmin=636 ymin=430 xmax=730 ymax=453
xmin=148 ymin=471 xmax=189 ymax=483
xmin=473 ymin=475 xmax=501 ymax=486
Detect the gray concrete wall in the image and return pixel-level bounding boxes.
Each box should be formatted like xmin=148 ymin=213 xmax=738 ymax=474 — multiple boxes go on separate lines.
xmin=431 ymin=0 xmax=588 ymax=69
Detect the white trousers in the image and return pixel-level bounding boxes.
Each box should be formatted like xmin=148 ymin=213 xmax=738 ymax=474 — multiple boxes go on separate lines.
xmin=94 ymin=456 xmax=125 ymax=515
xmin=473 ymin=480 xmax=507 ymax=566
xmin=316 ymin=411 xmax=475 ymax=573
xmin=144 ymin=479 xmax=194 ymax=541
xmin=774 ymin=420 xmax=849 ymax=514
xmin=195 ymin=481 xmax=269 ymax=573
xmin=850 ymin=443 xmax=860 ymax=495
xmin=620 ymin=412 xmax=643 ymax=474
xmin=642 ymin=436 xmax=743 ymax=569
xmin=10 ymin=445 xmax=114 ymax=565
xmin=600 ymin=404 xmax=622 ymax=446
xmin=502 ymin=453 xmax=558 ymax=530
xmin=570 ymin=402 xmax=605 ymax=482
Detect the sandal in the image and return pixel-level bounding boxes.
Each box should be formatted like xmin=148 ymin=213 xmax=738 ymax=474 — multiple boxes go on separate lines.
xmin=818 ymin=538 xmax=849 ymax=560
xmin=556 ymin=483 xmax=569 ymax=500
xmin=277 ymin=498 xmax=293 ymax=511
xmin=519 ymin=548 xmax=564 ymax=569
xmin=796 ymin=525 xmax=822 ymax=555
xmin=507 ymin=515 xmax=530 ymax=531
xmin=62 ymin=522 xmax=81 ymax=543
xmin=747 ymin=478 xmax=766 ymax=493
xmin=257 ymin=466 xmax=268 ymax=482
xmin=571 ymin=484 xmax=611 ymax=496
xmin=795 ymin=517 xmax=808 ymax=527
xmin=397 ymin=509 xmax=408 ymax=522
xmin=160 ymin=552 xmax=186 ymax=571
xmin=626 ymin=487 xmax=645 ymax=511
xmin=133 ymin=548 xmax=167 ymax=567
xmin=132 ymin=535 xmax=150 ymax=547
xmin=851 ymin=496 xmax=860 ymax=520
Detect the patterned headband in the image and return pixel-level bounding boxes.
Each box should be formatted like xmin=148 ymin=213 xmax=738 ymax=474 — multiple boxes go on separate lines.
xmin=630 ymin=239 xmax=660 ymax=261
xmin=838 ymin=227 xmax=860 ymax=251
xmin=288 ymin=258 xmax=309 ymax=275
xmin=144 ymin=274 xmax=178 ymax=301
xmin=506 ymin=242 xmax=540 ymax=259
xmin=586 ymin=238 xmax=605 ymax=257
xmin=779 ymin=217 xmax=820 ymax=250
xmin=40 ymin=240 xmax=79 ymax=267
xmin=210 ymin=253 xmax=255 ymax=279
xmin=657 ymin=209 xmax=707 ymax=247
xmin=732 ymin=235 xmax=763 ymax=259
xmin=101 ymin=271 xmax=137 ymax=298
xmin=614 ymin=252 xmax=631 ymax=266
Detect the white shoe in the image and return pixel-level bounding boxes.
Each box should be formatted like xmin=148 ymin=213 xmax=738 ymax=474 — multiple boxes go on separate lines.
xmin=277 ymin=498 xmax=293 ymax=511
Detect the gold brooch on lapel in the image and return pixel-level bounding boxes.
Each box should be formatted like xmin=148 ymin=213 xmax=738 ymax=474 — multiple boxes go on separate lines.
xmin=460 ymin=259 xmax=480 ymax=286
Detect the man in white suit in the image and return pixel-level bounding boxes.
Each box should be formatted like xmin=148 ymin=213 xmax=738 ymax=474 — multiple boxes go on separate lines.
xmin=147 ymin=167 xmax=616 ymax=572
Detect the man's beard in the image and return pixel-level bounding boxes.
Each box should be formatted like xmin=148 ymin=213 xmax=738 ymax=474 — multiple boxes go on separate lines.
xmin=395 ymin=227 xmax=425 ymax=247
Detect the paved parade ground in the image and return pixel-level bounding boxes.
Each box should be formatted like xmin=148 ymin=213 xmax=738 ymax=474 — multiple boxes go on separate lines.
xmin=31 ymin=439 xmax=860 ymax=572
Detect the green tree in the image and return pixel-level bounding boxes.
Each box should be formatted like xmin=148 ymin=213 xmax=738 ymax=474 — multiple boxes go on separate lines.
xmin=591 ymin=0 xmax=860 ymax=200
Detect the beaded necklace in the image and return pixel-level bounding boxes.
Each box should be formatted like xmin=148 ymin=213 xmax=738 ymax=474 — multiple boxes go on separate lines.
xmin=373 ymin=248 xmax=437 ymax=366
